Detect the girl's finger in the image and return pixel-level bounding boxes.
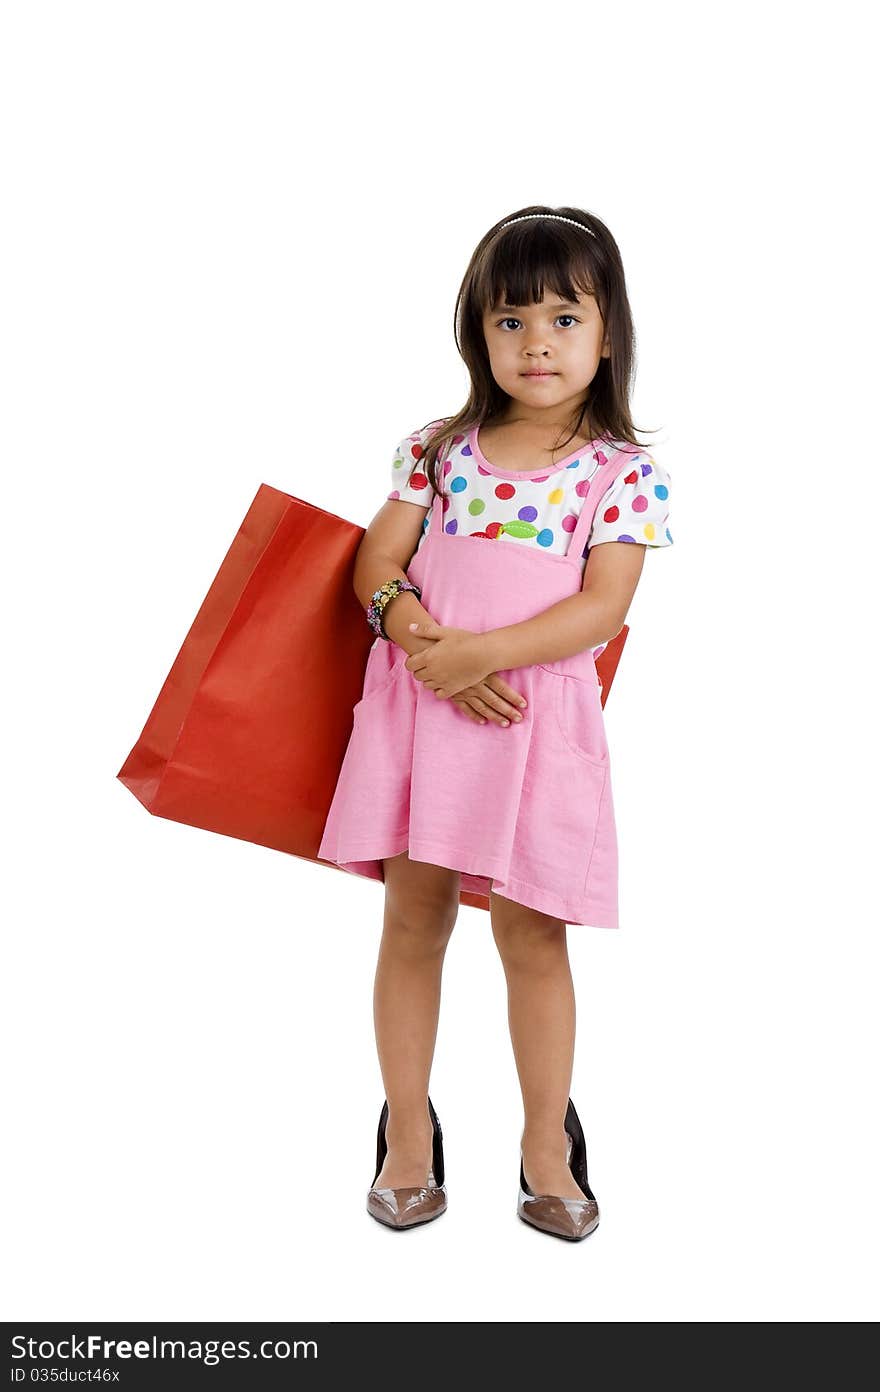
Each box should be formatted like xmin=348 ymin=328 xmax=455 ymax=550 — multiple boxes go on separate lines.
xmin=453 ymin=698 xmax=486 ymax=724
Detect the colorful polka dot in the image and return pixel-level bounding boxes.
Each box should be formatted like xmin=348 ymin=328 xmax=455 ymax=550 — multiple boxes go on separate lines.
xmin=393 ymin=431 xmax=673 ymax=570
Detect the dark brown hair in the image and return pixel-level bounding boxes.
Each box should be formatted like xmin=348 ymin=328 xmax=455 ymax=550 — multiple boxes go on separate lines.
xmin=413 ymin=203 xmax=660 ymax=497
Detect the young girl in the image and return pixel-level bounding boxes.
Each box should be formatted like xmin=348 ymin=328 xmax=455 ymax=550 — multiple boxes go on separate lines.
xmin=317 ymin=205 xmax=673 ymax=1241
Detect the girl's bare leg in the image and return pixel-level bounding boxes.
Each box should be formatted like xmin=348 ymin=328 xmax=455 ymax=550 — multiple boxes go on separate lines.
xmin=372 ymin=851 xmax=459 ymax=1187
xmin=489 ymin=890 xmax=590 ymax=1200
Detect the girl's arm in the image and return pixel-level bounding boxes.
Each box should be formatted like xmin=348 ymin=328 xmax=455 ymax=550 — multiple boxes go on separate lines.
xmin=354 ymin=499 xmax=436 ymax=652
xmin=482 ymin=542 xmax=647 ymax=670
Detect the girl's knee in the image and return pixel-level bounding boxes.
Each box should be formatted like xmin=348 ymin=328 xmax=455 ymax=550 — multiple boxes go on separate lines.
xmin=490 ymin=893 xmax=567 ymax=970
xmin=382 ymin=854 xmax=459 ymax=953
xmin=382 ymin=902 xmax=457 ymax=956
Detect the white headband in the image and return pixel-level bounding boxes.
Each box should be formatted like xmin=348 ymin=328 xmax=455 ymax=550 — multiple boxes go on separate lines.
xmin=500 ymin=214 xmax=596 ymax=238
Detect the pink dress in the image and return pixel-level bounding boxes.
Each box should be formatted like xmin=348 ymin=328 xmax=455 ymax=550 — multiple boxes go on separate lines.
xmin=317 ymin=444 xmax=640 ymax=927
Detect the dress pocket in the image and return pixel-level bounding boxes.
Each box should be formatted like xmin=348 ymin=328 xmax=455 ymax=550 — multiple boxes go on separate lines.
xmin=512 ymin=666 xmax=609 ymax=899
xmin=335 ymin=643 xmax=417 ymax=854
xmin=353 ymin=642 xmax=409 ymax=720
xmin=540 ymin=667 xmax=610 ymax=771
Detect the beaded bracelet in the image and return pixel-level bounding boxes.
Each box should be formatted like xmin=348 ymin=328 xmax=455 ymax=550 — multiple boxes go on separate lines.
xmin=366 ymin=578 xmax=423 ymax=640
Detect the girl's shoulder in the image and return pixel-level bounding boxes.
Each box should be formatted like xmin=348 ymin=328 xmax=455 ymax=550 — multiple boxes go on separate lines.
xmin=592 ymin=443 xmax=674 ymax=548
xmin=599 ymin=441 xmax=672 ymax=493
xmin=401 ymin=417 xmax=454 ymax=452
xmin=388 ymin=418 xmax=454 ymax=505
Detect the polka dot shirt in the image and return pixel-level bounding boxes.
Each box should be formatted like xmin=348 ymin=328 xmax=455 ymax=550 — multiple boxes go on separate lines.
xmin=387 ymin=419 xmax=674 ymax=660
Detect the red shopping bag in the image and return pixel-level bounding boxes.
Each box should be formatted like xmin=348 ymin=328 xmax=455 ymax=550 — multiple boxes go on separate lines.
xmin=596 ymin=625 xmax=628 ymax=703
xmin=117 ymin=485 xmax=375 ymax=859
xmin=117 ymin=484 xmax=628 ymax=879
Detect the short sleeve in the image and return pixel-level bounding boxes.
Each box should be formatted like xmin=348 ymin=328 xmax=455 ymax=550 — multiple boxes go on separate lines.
xmin=387 ymin=419 xmax=449 ymax=508
xmin=589 ymin=453 xmax=674 ymax=548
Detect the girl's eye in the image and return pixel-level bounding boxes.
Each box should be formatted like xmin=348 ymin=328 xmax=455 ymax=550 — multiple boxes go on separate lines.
xmin=496 ymin=315 xmax=580 ymax=330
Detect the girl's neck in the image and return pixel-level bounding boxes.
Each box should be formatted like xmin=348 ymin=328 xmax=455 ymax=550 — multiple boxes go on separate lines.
xmin=481 ymin=413 xmax=598 ymax=469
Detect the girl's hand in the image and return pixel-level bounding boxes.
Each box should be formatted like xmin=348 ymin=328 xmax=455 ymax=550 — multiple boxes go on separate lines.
xmin=451 ymin=677 xmax=529 ymax=728
xmin=405 ymin=621 xmax=494 ymax=700
xmin=405 ymin=621 xmax=528 ymax=724
xmin=405 ymin=621 xmax=528 ymax=725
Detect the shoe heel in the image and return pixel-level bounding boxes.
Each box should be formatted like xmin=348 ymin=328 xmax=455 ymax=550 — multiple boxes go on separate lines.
xmin=563 ymin=1096 xmax=597 ymax=1203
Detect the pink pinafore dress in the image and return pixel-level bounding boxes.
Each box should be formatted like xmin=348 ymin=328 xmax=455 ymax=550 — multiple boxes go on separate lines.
xmin=317 ymin=447 xmax=636 ymax=927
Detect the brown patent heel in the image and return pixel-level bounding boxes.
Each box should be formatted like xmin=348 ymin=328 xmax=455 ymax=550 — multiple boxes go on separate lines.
xmin=366 ymin=1096 xmax=448 ymax=1230
xmin=517 ymin=1097 xmax=600 ymax=1242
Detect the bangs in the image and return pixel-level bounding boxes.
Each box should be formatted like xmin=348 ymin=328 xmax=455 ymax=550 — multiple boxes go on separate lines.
xmin=475 ymin=227 xmax=597 ymax=316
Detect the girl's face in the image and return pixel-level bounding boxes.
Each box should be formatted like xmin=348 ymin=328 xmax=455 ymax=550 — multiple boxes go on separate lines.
xmin=481 ymin=291 xmax=610 ymax=418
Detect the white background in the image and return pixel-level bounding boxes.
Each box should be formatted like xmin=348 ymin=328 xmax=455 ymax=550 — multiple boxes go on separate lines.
xmin=2 ymin=0 xmax=877 ymax=1323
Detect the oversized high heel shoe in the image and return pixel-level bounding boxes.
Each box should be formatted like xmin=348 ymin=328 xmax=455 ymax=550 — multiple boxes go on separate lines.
xmin=517 ymin=1097 xmax=600 ymax=1242
xmin=366 ymin=1096 xmax=448 ymax=1230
